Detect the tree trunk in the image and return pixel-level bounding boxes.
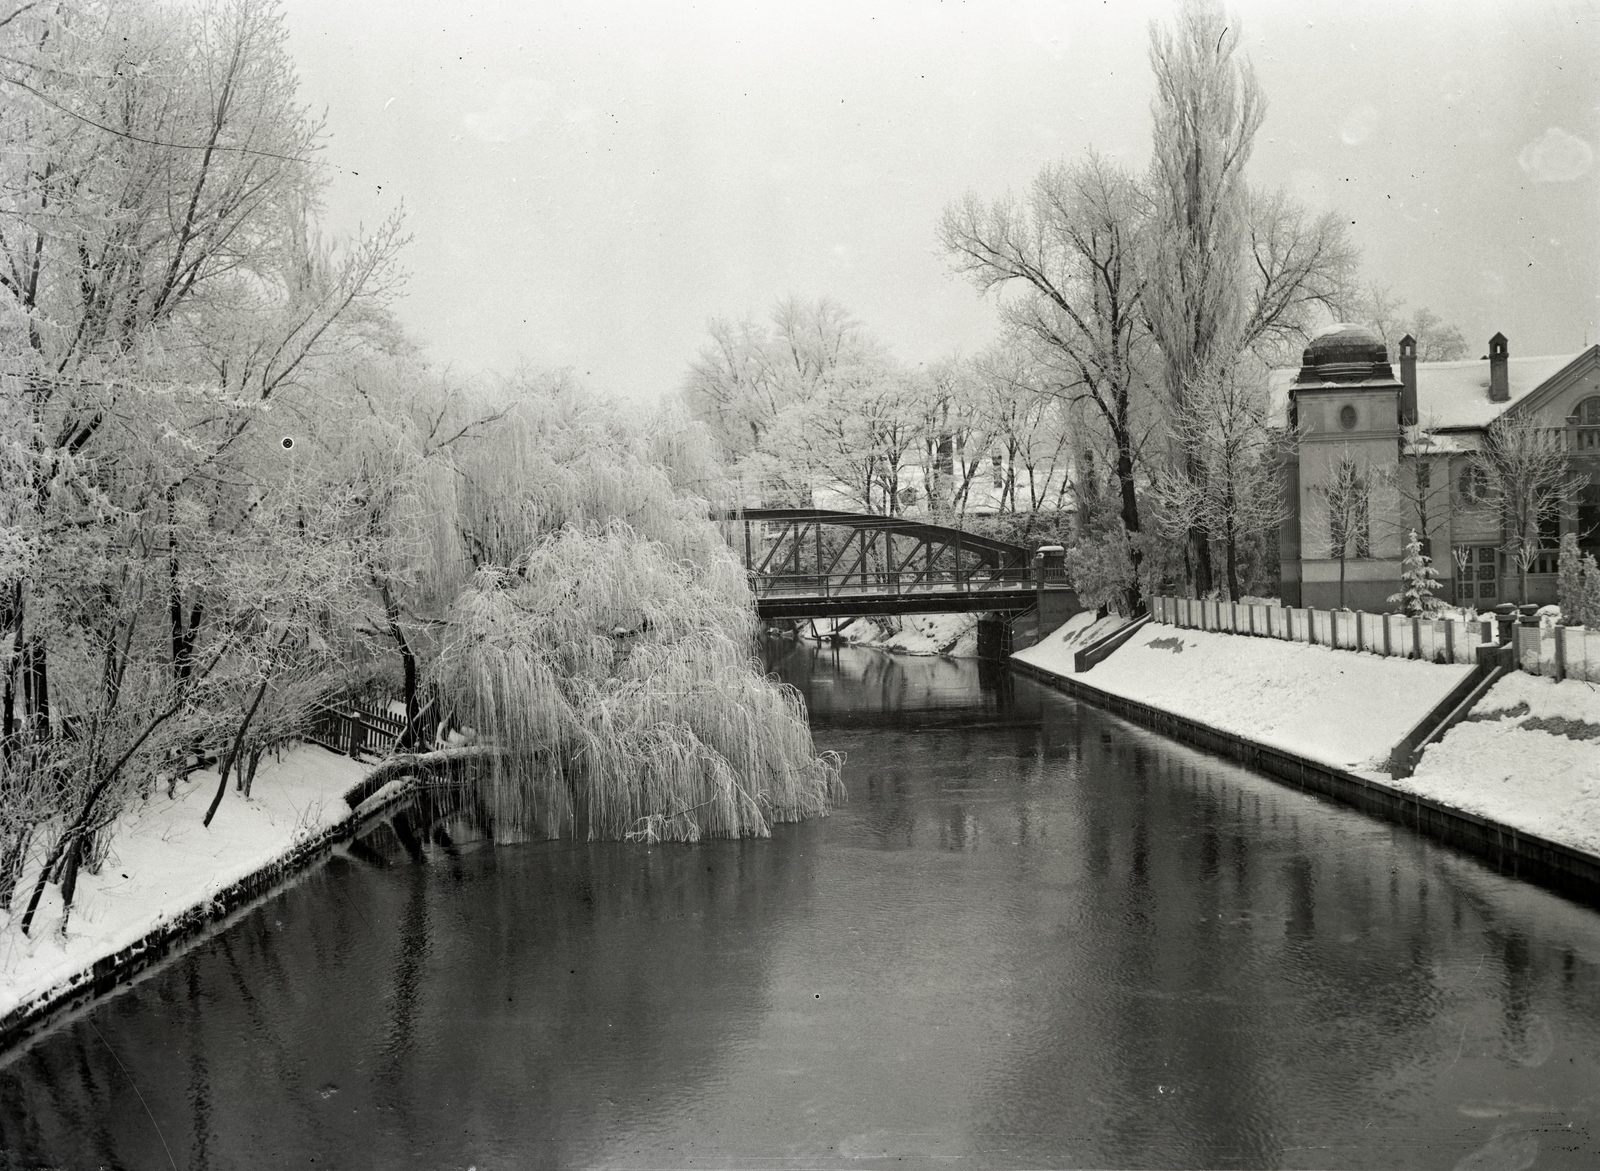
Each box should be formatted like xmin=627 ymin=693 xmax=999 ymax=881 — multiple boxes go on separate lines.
xmin=378 ymin=580 xmax=419 ymax=747
xmin=203 ymin=680 xmax=271 ymax=828
xmin=1115 ymin=447 xmax=1145 ymax=615
xmin=1339 ymin=555 xmax=1347 ymax=610
xmin=0 ymin=827 xmax=29 ymax=911
xmin=57 ymin=835 xmax=81 ymax=926
xmin=1225 ymin=520 xmax=1241 ymax=602
xmin=1 ymin=582 xmax=20 ymax=754
xmin=22 ymin=636 xmax=49 ymax=740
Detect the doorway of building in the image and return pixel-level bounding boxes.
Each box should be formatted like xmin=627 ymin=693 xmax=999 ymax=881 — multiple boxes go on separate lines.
xmin=1454 ymin=544 xmax=1500 ymax=607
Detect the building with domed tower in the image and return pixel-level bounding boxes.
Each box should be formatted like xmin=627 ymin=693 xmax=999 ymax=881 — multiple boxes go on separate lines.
xmin=1273 ymin=323 xmax=1600 ymax=612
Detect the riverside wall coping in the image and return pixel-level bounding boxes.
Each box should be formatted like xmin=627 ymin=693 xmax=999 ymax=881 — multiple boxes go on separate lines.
xmin=1010 ymin=657 xmax=1600 ymax=908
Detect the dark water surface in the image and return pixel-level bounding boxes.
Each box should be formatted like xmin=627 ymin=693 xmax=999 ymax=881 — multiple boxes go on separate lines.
xmin=4 ymin=644 xmax=1600 ymax=1169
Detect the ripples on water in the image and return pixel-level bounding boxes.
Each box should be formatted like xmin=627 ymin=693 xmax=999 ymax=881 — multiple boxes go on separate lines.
xmin=2 ymin=641 xmax=1598 ymax=1169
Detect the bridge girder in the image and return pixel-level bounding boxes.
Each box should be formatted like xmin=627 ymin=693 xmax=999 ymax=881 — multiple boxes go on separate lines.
xmin=715 ymin=508 xmax=1050 ymax=621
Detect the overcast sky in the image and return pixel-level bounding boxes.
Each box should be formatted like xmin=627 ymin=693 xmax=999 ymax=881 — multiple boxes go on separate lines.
xmin=281 ymin=0 xmax=1600 ymax=400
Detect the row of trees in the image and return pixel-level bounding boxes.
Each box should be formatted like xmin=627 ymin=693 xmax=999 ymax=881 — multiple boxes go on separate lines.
xmin=684 ymin=2 xmax=1362 ymax=607
xmin=683 ymin=298 xmax=1078 ymax=528
xmin=682 ymin=0 xmax=1534 ymax=616
xmin=1 ymin=0 xmax=838 ymax=934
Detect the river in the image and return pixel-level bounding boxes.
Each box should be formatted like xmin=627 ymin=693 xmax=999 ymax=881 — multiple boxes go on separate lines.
xmin=2 ymin=644 xmax=1598 ymax=1168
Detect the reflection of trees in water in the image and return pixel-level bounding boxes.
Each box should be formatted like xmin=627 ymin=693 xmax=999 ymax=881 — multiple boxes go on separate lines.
xmin=766 ymin=640 xmax=1041 ymax=727
xmin=968 ymin=712 xmax=1600 ymax=1167
xmin=0 ymin=797 xmax=820 ymax=1168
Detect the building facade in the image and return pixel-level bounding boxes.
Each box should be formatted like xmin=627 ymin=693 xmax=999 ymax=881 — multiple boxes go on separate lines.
xmin=1276 ymin=323 xmax=1600 ymax=611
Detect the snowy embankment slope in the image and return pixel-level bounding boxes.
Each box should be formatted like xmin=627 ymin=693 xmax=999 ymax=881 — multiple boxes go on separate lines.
xmin=0 ymin=744 xmax=365 ymax=1026
xmin=1018 ymin=621 xmax=1474 ymax=773
xmin=1386 ymin=672 xmax=1600 ymax=857
xmin=1012 ymin=609 xmax=1133 ymax=670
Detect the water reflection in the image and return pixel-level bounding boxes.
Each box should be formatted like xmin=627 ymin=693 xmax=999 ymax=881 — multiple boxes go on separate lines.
xmin=2 ymin=644 xmax=1598 ymax=1168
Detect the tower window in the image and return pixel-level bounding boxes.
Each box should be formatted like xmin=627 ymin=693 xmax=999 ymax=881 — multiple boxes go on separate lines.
xmin=1338 ymin=404 xmax=1358 ymax=430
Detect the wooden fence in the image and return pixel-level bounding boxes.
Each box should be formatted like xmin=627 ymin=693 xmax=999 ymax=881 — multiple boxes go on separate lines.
xmin=306 ymin=701 xmax=408 ymax=760
xmin=1148 ymin=596 xmax=1600 ymax=683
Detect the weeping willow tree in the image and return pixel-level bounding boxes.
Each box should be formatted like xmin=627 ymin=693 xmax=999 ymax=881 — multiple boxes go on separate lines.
xmin=435 ymin=525 xmax=840 ymax=842
xmin=423 ymin=376 xmax=841 ymax=842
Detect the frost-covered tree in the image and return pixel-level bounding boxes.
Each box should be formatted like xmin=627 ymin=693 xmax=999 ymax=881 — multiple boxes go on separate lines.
xmin=1311 ymin=451 xmax=1372 ymax=610
xmin=941 ymin=154 xmax=1152 ymax=603
xmin=1150 ymin=352 xmax=1286 ymax=600
xmin=1479 ymin=414 xmax=1578 ymax=604
xmin=1388 ymin=529 xmax=1445 ymax=616
xmin=1357 ymin=287 xmax=1469 ymax=362
xmin=1 ymin=0 xmax=404 ymax=933
xmin=436 ymin=526 xmax=841 ymax=843
xmin=1557 ymin=534 xmax=1600 ymax=628
xmin=425 ymin=381 xmax=843 ymax=843
xmin=682 ymin=296 xmax=884 ymax=466
xmin=1143 ymin=0 xmax=1357 ymax=594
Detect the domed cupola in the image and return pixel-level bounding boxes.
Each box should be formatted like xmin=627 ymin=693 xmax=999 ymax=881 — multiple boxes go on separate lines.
xmin=1294 ymin=322 xmax=1396 ymax=385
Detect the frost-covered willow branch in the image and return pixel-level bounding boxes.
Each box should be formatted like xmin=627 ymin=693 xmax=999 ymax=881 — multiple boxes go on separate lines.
xmin=433 ymin=523 xmax=843 ymax=843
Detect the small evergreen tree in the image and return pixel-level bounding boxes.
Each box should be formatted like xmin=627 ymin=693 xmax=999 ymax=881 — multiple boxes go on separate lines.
xmin=1388 ymin=528 xmax=1445 ymax=616
xmin=1557 ymin=533 xmax=1584 ymax=624
xmin=1581 ymin=552 xmax=1600 ymax=629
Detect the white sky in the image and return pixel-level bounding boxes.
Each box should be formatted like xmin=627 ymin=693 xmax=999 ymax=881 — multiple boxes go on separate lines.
xmin=281 ymin=0 xmax=1600 ymax=401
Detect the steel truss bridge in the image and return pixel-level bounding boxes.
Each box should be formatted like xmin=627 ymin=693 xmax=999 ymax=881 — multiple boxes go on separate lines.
xmin=719 ymin=508 xmax=1046 ymax=620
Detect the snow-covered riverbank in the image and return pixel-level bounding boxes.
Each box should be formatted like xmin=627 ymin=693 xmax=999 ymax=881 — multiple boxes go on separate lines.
xmin=0 ymin=745 xmax=366 ymax=1029
xmin=1388 ymin=670 xmax=1600 ymax=858
xmin=1015 ymin=617 xmax=1600 ymax=866
xmin=1016 ymin=617 xmax=1474 ymax=772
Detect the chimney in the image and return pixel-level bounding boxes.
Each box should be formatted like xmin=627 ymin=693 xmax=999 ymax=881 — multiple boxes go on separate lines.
xmin=1398 ymin=333 xmax=1418 ymax=425
xmin=1489 ymin=332 xmax=1509 ymax=402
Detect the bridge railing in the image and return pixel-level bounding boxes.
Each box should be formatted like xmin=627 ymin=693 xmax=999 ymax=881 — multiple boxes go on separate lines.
xmin=751 ymin=566 xmax=1036 ymax=598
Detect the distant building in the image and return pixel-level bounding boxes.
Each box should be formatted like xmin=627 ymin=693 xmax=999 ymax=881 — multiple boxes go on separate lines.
xmin=1274 ymin=323 xmax=1600 ymax=611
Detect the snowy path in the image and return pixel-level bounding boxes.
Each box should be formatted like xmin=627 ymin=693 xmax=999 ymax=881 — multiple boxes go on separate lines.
xmin=0 ymin=745 xmax=366 ymax=1027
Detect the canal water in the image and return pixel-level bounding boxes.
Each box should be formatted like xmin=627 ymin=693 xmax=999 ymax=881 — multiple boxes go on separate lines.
xmin=3 ymin=644 xmax=1599 ymax=1169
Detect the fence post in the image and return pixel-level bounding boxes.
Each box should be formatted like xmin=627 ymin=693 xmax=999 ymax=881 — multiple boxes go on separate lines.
xmin=1553 ymin=624 xmax=1568 ymax=682
xmin=1411 ymin=616 xmax=1422 ymax=660
xmin=1444 ymin=619 xmax=1456 ymax=663
xmin=1381 ymin=613 xmax=1392 ymax=657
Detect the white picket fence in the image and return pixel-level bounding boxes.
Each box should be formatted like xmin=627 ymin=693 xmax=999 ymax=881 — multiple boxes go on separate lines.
xmin=1148 ymin=596 xmax=1600 ymax=684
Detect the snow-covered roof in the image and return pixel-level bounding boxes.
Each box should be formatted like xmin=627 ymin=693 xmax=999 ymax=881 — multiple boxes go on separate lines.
xmin=1402 ymin=431 xmax=1482 ymax=456
xmin=1269 ymin=352 xmax=1584 ymax=433
xmin=1415 ymin=353 xmax=1579 ymax=429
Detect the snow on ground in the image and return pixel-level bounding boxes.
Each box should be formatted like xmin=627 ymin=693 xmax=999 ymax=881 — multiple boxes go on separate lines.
xmin=1020 ymin=622 xmax=1475 ymax=772
xmin=1012 ymin=609 xmax=1131 ymax=672
xmin=1388 ymin=672 xmax=1600 ymax=857
xmin=809 ymin=612 xmax=981 ymax=657
xmin=0 ymin=744 xmax=366 ymax=1024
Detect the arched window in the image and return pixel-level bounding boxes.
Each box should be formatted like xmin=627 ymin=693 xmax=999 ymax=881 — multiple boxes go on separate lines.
xmin=1458 ymin=462 xmax=1489 ymax=505
xmin=1578 ymin=397 xmax=1600 ymax=451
